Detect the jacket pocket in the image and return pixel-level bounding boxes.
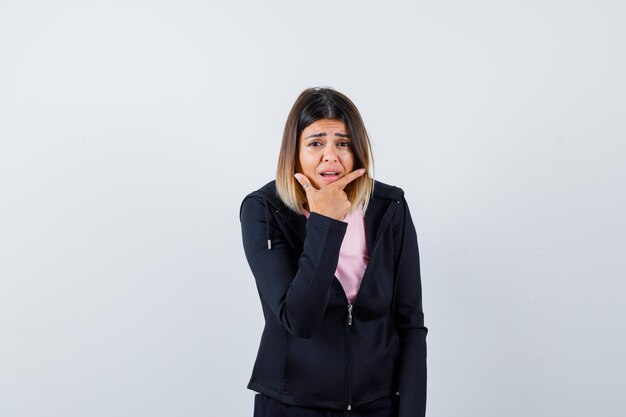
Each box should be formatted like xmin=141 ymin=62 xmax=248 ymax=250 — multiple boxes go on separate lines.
xmin=283 ymin=327 xmax=348 ymax=401
xmin=350 ymin=318 xmax=398 ymax=399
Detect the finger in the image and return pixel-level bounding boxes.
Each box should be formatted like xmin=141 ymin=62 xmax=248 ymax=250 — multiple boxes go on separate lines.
xmin=334 ymin=168 xmax=367 ymax=190
xmin=294 ymin=173 xmax=318 ymax=193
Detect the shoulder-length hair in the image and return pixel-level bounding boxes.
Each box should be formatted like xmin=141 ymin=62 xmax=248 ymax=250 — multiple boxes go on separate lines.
xmin=276 ymin=87 xmax=375 ymax=216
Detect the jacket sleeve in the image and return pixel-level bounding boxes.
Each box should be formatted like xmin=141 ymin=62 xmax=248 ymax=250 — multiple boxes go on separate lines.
xmin=394 ymin=195 xmax=428 ymax=417
xmin=240 ymin=195 xmax=347 ymax=338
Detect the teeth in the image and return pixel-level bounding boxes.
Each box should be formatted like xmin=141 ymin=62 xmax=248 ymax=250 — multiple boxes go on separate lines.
xmin=322 ymin=172 xmax=338 ymax=176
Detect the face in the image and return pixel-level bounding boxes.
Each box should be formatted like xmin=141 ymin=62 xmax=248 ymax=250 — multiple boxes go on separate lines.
xmin=297 ymin=119 xmax=355 ymax=189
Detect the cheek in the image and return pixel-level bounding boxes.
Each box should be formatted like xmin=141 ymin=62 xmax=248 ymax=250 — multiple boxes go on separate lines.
xmin=341 ymin=153 xmax=355 ymax=170
xmin=298 ymin=152 xmax=317 ymax=174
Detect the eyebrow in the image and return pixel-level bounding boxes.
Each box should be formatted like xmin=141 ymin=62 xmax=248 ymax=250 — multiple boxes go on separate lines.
xmin=304 ymin=132 xmax=352 ymax=139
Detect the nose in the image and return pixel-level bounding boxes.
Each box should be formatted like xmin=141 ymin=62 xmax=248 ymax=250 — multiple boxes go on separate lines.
xmin=323 ymin=145 xmax=338 ymax=162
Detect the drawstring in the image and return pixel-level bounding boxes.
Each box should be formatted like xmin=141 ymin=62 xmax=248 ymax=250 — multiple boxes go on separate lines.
xmin=264 ymin=200 xmax=272 ymax=250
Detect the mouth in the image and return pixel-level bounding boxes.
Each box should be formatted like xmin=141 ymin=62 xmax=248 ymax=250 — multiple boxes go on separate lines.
xmin=319 ymin=171 xmax=341 ymax=183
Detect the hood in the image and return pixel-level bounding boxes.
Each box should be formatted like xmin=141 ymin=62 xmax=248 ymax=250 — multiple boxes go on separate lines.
xmin=240 ymin=179 xmax=405 ymax=250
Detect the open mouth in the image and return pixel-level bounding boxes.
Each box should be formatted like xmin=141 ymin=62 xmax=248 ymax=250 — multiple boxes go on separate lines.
xmin=319 ymin=171 xmax=341 ymax=183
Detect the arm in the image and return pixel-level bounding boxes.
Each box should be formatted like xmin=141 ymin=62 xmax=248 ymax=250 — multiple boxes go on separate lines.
xmin=394 ymin=195 xmax=428 ymax=417
xmin=240 ymin=196 xmax=347 ymax=338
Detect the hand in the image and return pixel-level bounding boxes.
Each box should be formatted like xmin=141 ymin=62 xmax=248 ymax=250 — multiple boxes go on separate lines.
xmin=294 ymin=168 xmax=367 ymax=221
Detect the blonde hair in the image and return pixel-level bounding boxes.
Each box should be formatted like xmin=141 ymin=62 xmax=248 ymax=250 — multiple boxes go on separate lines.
xmin=276 ymin=87 xmax=374 ymax=215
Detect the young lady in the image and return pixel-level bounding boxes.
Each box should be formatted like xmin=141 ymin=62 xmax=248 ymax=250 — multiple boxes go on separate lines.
xmin=240 ymin=88 xmax=427 ymax=417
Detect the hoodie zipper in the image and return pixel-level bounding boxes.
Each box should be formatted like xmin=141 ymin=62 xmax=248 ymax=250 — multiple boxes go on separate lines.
xmin=342 ymin=200 xmax=399 ymax=411
xmin=347 ymin=304 xmax=353 ymax=326
xmin=346 ymin=303 xmax=353 ymax=411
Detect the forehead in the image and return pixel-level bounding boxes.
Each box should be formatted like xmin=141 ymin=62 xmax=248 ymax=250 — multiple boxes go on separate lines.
xmin=301 ymin=119 xmax=348 ymax=134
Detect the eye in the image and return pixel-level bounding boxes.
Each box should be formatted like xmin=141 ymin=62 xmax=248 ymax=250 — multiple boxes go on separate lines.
xmin=338 ymin=141 xmax=351 ymax=148
xmin=307 ymin=140 xmax=323 ymax=147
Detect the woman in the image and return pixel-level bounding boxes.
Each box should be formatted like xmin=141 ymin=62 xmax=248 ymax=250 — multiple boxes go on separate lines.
xmin=239 ymin=87 xmax=427 ymax=417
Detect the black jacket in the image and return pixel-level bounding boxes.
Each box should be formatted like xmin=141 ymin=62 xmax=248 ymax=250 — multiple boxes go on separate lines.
xmin=239 ymin=180 xmax=427 ymax=416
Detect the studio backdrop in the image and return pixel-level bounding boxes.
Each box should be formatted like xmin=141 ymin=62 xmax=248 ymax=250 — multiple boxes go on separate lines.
xmin=1 ymin=1 xmax=624 ymax=416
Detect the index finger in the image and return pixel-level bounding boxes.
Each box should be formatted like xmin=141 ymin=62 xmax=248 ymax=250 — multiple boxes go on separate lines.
xmin=333 ymin=168 xmax=367 ymax=190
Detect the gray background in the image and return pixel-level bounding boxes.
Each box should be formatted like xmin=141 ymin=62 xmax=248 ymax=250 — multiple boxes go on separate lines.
xmin=1 ymin=1 xmax=624 ymax=416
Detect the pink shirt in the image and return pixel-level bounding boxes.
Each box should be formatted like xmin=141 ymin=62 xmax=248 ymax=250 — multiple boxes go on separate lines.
xmin=304 ymin=206 xmax=369 ymax=303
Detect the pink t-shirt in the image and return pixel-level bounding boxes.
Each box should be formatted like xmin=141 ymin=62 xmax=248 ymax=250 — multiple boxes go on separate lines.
xmin=304 ymin=206 xmax=369 ymax=303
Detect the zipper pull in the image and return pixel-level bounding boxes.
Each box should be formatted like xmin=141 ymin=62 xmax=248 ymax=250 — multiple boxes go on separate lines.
xmin=347 ymin=304 xmax=353 ymax=326
xmin=347 ymin=404 xmax=352 ymax=410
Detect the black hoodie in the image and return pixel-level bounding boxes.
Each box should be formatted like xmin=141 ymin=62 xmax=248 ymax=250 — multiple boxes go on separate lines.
xmin=239 ymin=179 xmax=427 ymax=416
